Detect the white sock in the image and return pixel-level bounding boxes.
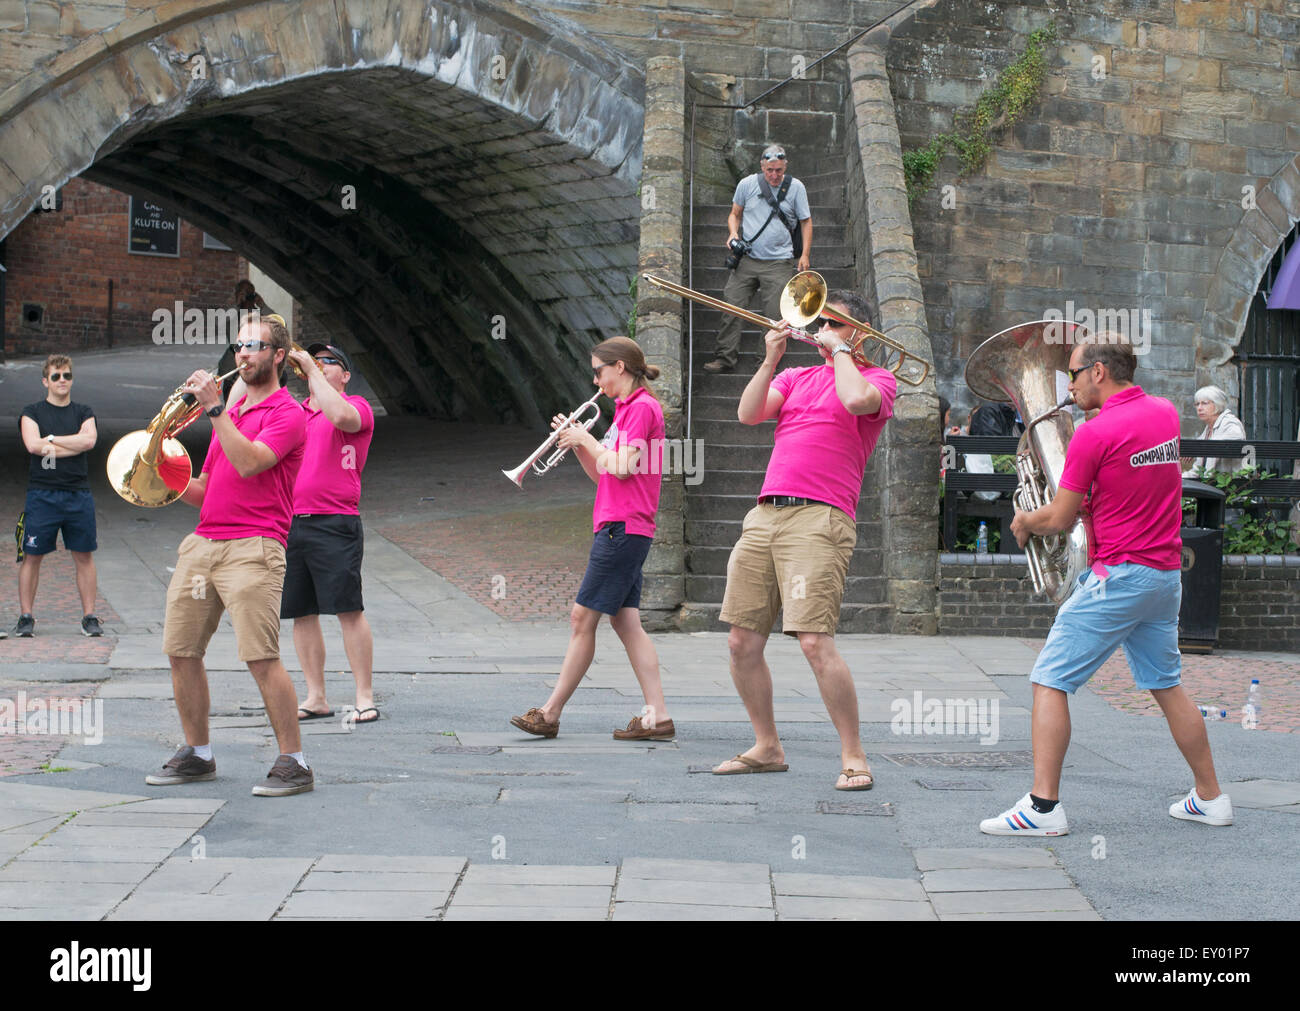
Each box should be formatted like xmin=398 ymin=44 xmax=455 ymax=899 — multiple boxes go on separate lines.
xmin=192 ymin=744 xmax=213 ymax=761
xmin=287 ymin=751 xmax=308 ymax=769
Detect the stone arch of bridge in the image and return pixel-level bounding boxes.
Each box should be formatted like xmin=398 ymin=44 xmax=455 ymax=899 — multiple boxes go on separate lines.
xmin=0 ymin=0 xmax=645 ymax=422
xmin=1199 ymin=157 xmax=1300 ymax=398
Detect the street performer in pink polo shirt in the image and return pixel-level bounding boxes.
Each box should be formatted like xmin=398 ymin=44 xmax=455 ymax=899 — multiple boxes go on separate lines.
xmin=510 ymin=337 xmax=674 ymax=741
xmin=282 ymin=342 xmax=378 ymax=726
xmin=981 ymin=336 xmax=1232 ymax=836
xmin=711 ymin=289 xmax=896 ymax=791
xmin=147 ymin=314 xmax=314 ymax=797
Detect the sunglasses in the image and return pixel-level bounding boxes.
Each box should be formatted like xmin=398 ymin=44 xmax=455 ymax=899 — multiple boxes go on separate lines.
xmin=314 ymin=357 xmax=341 ymax=367
xmin=1067 ymin=363 xmax=1096 ymax=382
xmin=47 ymin=372 xmax=72 ymax=381
xmin=761 ymin=152 xmax=786 ymax=162
xmin=233 ymin=339 xmax=273 ymax=353
xmin=594 ymin=362 xmax=616 ymax=379
xmin=815 ymin=318 xmax=849 ymax=329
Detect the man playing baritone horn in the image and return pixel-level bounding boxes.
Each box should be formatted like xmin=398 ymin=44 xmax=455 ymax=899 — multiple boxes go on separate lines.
xmin=712 ymin=290 xmax=896 ymax=791
xmin=148 ymin=314 xmax=315 ymax=797
xmin=982 ymin=336 xmax=1232 ymax=836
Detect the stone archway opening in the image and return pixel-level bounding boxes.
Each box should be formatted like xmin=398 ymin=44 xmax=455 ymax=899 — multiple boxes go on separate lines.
xmin=0 ymin=0 xmax=646 ymax=424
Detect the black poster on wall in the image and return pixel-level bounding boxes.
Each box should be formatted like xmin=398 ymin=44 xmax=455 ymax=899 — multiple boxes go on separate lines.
xmin=128 ymin=196 xmax=181 ymax=257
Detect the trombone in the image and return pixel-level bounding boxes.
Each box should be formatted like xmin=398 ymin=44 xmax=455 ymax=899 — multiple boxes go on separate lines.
xmin=502 ymin=393 xmax=605 ymax=487
xmin=642 ymin=270 xmax=931 ymax=386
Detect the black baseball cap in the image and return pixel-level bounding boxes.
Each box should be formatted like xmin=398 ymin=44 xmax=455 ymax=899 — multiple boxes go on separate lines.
xmin=307 ymin=342 xmax=353 ymax=372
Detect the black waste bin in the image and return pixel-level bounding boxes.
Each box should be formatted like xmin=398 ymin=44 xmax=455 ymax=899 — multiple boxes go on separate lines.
xmin=1179 ymin=479 xmax=1226 ymax=653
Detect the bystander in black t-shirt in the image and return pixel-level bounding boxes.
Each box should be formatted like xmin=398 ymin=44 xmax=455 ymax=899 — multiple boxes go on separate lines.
xmin=20 ymin=401 xmax=95 ymax=490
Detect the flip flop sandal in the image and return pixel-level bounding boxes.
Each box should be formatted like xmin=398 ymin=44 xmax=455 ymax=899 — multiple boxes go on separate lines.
xmin=297 ymin=708 xmax=335 ymax=721
xmin=349 ymin=707 xmax=380 ymax=724
xmin=835 ymin=768 xmax=874 ymax=791
xmin=713 ymin=753 xmax=789 ymax=775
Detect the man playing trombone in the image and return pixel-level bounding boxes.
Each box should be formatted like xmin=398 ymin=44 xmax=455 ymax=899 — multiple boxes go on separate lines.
xmin=147 ymin=314 xmax=315 ymax=797
xmin=712 ymin=290 xmax=895 ymax=790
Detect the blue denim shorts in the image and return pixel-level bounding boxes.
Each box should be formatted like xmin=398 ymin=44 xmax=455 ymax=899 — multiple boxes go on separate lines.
xmin=1030 ymin=563 xmax=1182 ymax=694
xmin=22 ymin=487 xmax=98 ymax=555
xmin=575 ymin=522 xmax=652 ymax=615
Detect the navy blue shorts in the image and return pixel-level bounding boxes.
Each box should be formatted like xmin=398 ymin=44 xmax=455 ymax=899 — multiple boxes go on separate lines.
xmin=575 ymin=522 xmax=653 ymax=615
xmin=22 ymin=488 xmax=97 ymax=555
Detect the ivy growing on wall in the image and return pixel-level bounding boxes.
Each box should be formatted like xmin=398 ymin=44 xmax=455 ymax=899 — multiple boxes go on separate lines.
xmin=903 ymin=23 xmax=1059 ymax=205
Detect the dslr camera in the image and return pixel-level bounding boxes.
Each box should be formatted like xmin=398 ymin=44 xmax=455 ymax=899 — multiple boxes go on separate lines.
xmin=724 ymin=237 xmax=752 ymax=270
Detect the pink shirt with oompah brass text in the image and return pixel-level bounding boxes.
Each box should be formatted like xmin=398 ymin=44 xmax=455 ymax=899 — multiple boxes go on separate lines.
xmin=759 ymin=363 xmax=897 ymax=520
xmin=591 ymin=387 xmax=665 ymax=537
xmin=1057 ymin=385 xmax=1183 ymax=571
xmin=196 ymin=386 xmax=306 ymax=547
xmin=293 ymin=394 xmax=375 ymax=515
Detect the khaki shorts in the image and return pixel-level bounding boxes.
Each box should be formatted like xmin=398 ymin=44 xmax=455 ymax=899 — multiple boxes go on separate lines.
xmin=162 ymin=534 xmax=287 ymax=662
xmin=720 ymin=503 xmax=857 ymax=636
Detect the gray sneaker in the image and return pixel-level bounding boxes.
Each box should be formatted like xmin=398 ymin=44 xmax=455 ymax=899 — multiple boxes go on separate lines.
xmin=80 ymin=614 xmax=104 ymax=637
xmin=251 ymin=755 xmax=314 ymax=797
xmin=145 ymin=746 xmax=216 ymax=786
xmin=13 ymin=614 xmax=35 ymax=637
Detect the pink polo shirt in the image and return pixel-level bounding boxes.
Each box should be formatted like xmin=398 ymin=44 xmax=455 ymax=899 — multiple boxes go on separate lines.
xmin=293 ymin=394 xmax=375 ymax=515
xmin=759 ymin=363 xmax=897 ymax=519
xmin=591 ymin=387 xmax=665 ymax=537
xmin=196 ymin=387 xmax=306 ymax=547
xmin=1057 ymin=385 xmax=1182 ymax=571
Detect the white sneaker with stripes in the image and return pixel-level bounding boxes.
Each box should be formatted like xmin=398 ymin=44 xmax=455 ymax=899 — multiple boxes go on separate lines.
xmin=980 ymin=792 xmax=1069 ymax=836
xmin=1169 ymin=788 xmax=1234 ymax=826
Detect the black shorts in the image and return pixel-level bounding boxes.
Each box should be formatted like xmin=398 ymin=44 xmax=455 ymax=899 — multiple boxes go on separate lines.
xmin=575 ymin=522 xmax=652 ymax=615
xmin=280 ymin=514 xmax=365 ymax=618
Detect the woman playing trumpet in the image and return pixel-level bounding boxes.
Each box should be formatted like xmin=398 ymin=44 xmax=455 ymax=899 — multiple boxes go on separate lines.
xmin=510 ymin=337 xmax=674 ymax=741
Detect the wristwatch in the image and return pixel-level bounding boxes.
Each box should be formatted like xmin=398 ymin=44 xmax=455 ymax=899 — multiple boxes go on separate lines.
xmin=206 ymin=404 xmax=224 ymax=418
xmin=45 ymin=434 xmax=54 ymax=444
xmin=832 ymin=344 xmax=853 ymax=358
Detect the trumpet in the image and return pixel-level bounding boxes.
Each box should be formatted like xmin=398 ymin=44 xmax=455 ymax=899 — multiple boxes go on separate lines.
xmin=642 ymin=270 xmax=931 ymax=385
xmin=502 ymin=394 xmax=604 ymax=487
xmin=106 ymin=364 xmax=246 ymax=507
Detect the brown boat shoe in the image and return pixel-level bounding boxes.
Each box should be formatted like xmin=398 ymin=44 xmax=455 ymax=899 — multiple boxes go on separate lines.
xmin=612 ymin=716 xmax=676 ymax=741
xmin=510 ymin=707 xmax=559 ymax=738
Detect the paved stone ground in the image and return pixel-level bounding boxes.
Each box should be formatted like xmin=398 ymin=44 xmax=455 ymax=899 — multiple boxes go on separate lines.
xmin=1 ymin=347 xmax=1297 ymax=921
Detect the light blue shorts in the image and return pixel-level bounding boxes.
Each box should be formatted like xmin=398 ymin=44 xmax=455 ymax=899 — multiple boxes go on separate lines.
xmin=1030 ymin=563 xmax=1182 ymax=694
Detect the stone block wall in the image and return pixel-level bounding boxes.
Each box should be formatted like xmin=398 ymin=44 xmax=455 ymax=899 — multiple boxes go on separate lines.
xmin=889 ymin=0 xmax=1300 ymax=423
xmin=2 ymin=177 xmax=239 ymax=353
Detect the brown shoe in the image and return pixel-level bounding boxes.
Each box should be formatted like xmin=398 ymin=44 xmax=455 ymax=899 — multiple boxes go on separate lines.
xmin=613 ymin=716 xmax=676 ymax=741
xmin=702 ymin=359 xmax=735 ymax=373
xmin=510 ymin=707 xmax=559 ymax=738
xmin=251 ymin=755 xmax=315 ymax=796
xmin=145 ymin=745 xmax=216 ymax=786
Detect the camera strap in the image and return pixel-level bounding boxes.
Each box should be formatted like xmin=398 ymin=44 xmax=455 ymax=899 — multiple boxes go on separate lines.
xmin=741 ymin=175 xmax=791 ymax=245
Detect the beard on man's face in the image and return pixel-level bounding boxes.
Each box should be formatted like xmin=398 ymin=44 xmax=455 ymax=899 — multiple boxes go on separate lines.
xmin=243 ymin=356 xmax=277 ymax=386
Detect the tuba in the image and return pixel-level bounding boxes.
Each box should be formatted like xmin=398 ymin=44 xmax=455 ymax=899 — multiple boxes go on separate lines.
xmin=106 ymin=365 xmax=244 ymax=507
xmin=964 ymin=320 xmax=1090 ymax=605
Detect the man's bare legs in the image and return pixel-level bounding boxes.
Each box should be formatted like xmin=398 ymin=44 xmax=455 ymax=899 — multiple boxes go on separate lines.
xmin=17 ymin=554 xmax=42 ymax=614
xmin=294 ymin=611 xmax=375 ymax=717
xmin=797 ymin=632 xmax=871 ymax=788
xmin=712 ymin=625 xmax=784 ymax=771
xmin=1151 ymin=684 xmax=1222 ymax=800
xmin=1030 ymin=683 xmax=1072 ymax=800
xmin=609 ymin=607 xmax=669 ymax=728
xmin=70 ymin=550 xmax=98 ymax=615
xmin=168 ymin=656 xmax=212 ymax=747
xmin=247 ymin=657 xmax=303 ymax=756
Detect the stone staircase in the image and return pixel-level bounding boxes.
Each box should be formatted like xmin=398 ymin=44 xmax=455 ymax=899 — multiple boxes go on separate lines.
xmin=682 ymin=152 xmax=889 ymax=631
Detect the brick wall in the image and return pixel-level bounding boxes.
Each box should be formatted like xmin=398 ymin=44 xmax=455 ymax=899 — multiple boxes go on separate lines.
xmin=939 ymin=554 xmax=1300 ymax=651
xmin=3 ymin=178 xmax=239 ymax=354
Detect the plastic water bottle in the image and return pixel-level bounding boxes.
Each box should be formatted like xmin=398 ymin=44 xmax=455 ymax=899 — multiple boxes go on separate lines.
xmin=1198 ymin=705 xmax=1227 ymax=721
xmin=1242 ymin=679 xmax=1261 ymax=730
xmin=976 ymin=522 xmax=989 ymax=554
